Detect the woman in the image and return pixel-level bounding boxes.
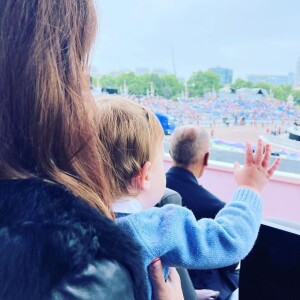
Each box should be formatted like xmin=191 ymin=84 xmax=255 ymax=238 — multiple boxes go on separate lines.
xmin=0 ymin=1 xmax=182 ymax=299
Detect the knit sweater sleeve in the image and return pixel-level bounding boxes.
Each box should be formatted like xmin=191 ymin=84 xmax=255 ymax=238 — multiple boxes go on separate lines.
xmin=117 ymin=187 xmax=262 ymax=269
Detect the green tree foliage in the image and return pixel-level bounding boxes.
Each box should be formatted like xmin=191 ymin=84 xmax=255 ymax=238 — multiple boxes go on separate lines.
xmin=92 ymin=72 xmax=300 ymax=107
xmin=118 ymin=72 xmax=146 ymax=95
xmin=159 ymin=75 xmax=184 ymax=98
xmin=97 ymin=74 xmax=118 ymax=87
xmin=254 ymin=82 xmax=273 ymax=92
xmin=273 ymin=85 xmax=293 ymax=102
xmin=187 ymin=71 xmax=222 ymax=97
xmin=292 ymin=90 xmax=300 ymax=105
xmin=231 ymin=79 xmax=296 ymax=103
xmin=231 ymin=78 xmax=253 ymax=89
xmin=93 ymin=72 xmax=184 ymax=98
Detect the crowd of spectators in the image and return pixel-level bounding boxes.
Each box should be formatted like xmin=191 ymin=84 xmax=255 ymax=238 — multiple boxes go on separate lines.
xmin=128 ymin=94 xmax=300 ymax=131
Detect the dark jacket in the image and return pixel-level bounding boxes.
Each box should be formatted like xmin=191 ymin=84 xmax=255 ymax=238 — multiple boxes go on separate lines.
xmin=166 ymin=166 xmax=239 ymax=300
xmin=166 ymin=166 xmax=225 ymax=219
xmin=0 ymin=179 xmax=147 ymax=300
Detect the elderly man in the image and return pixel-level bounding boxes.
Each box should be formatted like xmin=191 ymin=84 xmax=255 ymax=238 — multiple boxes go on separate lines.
xmin=166 ymin=125 xmax=239 ymax=300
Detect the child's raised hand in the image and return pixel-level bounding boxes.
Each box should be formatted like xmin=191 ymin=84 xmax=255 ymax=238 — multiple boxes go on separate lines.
xmin=234 ymin=140 xmax=280 ymax=193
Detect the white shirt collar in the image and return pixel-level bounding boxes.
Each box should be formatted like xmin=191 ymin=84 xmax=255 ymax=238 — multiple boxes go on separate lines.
xmin=112 ymin=198 xmax=142 ymax=214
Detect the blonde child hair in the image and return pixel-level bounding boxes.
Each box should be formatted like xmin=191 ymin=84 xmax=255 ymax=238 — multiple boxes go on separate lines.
xmin=97 ymin=96 xmax=164 ymax=199
xmin=96 ymin=96 xmax=280 ymax=299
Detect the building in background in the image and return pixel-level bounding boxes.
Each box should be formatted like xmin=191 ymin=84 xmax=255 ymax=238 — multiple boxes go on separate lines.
xmin=135 ymin=67 xmax=150 ymax=75
xmin=288 ymin=72 xmax=295 ymax=86
xmin=152 ymin=68 xmax=168 ymax=75
xmin=209 ymin=67 xmax=233 ymax=84
xmin=247 ymin=74 xmax=294 ymax=86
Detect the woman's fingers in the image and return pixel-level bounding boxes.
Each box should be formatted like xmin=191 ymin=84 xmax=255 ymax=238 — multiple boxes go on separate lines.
xmin=166 ymin=267 xmax=180 ymax=285
xmin=149 ymin=258 xmax=164 ymax=291
xmin=166 ymin=268 xmax=183 ymax=300
xmin=149 ymin=258 xmax=184 ymax=300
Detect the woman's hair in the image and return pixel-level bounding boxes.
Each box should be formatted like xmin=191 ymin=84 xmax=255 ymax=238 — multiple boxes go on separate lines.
xmin=0 ymin=0 xmax=114 ymax=218
xmin=97 ymin=96 xmax=164 ymax=199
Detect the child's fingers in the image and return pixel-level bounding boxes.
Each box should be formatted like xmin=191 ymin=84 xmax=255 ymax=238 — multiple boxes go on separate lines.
xmin=244 ymin=142 xmax=253 ymax=167
xmin=267 ymin=158 xmax=280 ymax=178
xmin=261 ymin=144 xmax=271 ymax=168
xmin=234 ymin=161 xmax=240 ymax=173
xmin=254 ymin=139 xmax=263 ymax=165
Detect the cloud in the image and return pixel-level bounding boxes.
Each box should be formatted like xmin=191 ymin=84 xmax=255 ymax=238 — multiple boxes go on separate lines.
xmin=92 ymin=0 xmax=300 ymax=78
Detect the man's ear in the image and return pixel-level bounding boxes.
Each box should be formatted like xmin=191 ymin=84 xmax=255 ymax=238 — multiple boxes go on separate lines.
xmin=203 ymin=152 xmax=209 ymax=167
xmin=131 ymin=161 xmax=151 ymax=191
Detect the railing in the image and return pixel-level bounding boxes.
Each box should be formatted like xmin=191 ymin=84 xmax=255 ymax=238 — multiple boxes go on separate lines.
xmin=164 ymin=155 xmax=300 ymax=223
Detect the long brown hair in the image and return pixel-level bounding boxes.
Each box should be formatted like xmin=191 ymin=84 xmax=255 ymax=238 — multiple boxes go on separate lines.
xmin=0 ymin=1 xmax=113 ymax=218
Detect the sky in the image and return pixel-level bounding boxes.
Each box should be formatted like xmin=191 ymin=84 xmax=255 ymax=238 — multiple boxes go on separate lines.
xmin=91 ymin=0 xmax=300 ymax=80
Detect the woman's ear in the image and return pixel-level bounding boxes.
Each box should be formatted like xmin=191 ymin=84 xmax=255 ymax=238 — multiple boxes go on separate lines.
xmin=131 ymin=161 xmax=151 ymax=191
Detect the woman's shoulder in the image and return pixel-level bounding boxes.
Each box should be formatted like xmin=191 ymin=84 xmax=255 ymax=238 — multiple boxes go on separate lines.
xmin=0 ymin=178 xmax=148 ymax=300
xmin=51 ymin=259 xmax=135 ymax=300
xmin=0 ymin=177 xmax=112 ymax=227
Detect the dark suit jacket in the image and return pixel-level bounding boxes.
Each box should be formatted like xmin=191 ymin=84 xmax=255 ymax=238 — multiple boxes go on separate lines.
xmin=166 ymin=166 xmax=239 ymax=300
xmin=166 ymin=166 xmax=225 ymax=219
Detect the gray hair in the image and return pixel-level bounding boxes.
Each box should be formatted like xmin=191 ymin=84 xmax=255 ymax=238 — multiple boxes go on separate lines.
xmin=169 ymin=125 xmax=209 ymax=166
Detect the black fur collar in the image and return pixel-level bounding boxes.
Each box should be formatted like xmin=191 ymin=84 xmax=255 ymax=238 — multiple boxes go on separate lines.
xmin=0 ymin=178 xmax=147 ymax=299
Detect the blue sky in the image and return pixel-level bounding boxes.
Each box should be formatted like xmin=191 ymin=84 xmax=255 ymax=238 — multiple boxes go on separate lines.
xmin=91 ymin=0 xmax=300 ymax=80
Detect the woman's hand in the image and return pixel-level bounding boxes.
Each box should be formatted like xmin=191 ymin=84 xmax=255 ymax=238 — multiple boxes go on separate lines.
xmin=149 ymin=258 xmax=184 ymax=300
xmin=234 ymin=140 xmax=280 ymax=193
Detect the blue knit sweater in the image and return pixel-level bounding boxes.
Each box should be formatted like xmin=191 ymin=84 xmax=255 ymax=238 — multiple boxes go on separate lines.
xmin=116 ymin=187 xmax=262 ymax=299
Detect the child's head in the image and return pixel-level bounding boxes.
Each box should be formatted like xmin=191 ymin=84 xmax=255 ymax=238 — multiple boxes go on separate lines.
xmin=97 ymin=96 xmax=165 ymax=208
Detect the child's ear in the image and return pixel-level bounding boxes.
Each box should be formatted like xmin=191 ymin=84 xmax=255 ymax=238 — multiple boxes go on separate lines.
xmin=138 ymin=161 xmax=151 ymax=191
xmin=130 ymin=162 xmax=151 ymax=191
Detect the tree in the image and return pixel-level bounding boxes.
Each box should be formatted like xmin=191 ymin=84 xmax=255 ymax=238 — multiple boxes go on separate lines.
xmin=292 ymin=90 xmax=300 ymax=105
xmin=273 ymin=84 xmax=293 ymax=101
xmin=231 ymin=79 xmax=294 ymax=102
xmin=97 ymin=74 xmax=117 ymax=87
xmin=159 ymin=75 xmax=184 ymax=99
xmin=95 ymin=72 xmax=184 ymax=98
xmin=253 ymin=82 xmax=273 ymax=93
xmin=117 ymin=72 xmax=146 ymax=95
xmin=231 ymin=78 xmax=253 ymax=89
xmin=187 ymin=71 xmax=222 ymax=97
xmin=141 ymin=73 xmax=162 ymax=96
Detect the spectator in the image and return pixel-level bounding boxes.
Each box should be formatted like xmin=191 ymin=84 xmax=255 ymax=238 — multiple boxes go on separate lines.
xmin=128 ymin=94 xmax=300 ymax=129
xmin=0 ymin=1 xmax=179 ymax=299
xmin=97 ymin=96 xmax=280 ymax=300
xmin=166 ymin=125 xmax=239 ymax=299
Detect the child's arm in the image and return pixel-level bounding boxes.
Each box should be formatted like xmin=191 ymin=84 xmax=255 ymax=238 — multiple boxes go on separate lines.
xmin=117 ymin=188 xmax=261 ymax=269
xmin=117 ymin=140 xmax=280 ymax=269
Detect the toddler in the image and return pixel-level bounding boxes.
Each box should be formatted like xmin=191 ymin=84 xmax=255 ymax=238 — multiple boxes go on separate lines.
xmin=97 ymin=96 xmax=280 ymax=299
